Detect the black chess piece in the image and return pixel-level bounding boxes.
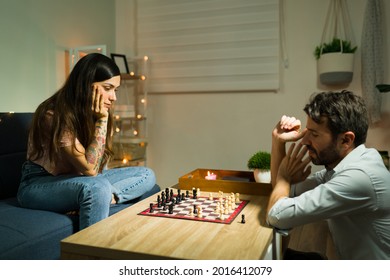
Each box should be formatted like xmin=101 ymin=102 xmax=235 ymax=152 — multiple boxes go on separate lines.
xmin=241 ymin=214 xmax=246 ymax=224
xmin=193 ymin=189 xmax=197 ymax=199
xmin=165 ymin=188 xmax=169 ymax=199
xmin=168 ymin=203 xmax=174 ymax=214
xmin=193 ymin=204 xmax=197 ymax=214
xmin=181 ymin=193 xmax=185 ymax=201
xmin=149 ymin=203 xmax=154 ymax=213
xmin=186 ymin=190 xmax=190 ymax=198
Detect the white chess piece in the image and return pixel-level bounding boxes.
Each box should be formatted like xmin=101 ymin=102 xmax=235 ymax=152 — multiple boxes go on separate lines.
xmin=235 ymin=193 xmax=240 ymax=203
xmin=197 ymin=206 xmax=203 ymax=218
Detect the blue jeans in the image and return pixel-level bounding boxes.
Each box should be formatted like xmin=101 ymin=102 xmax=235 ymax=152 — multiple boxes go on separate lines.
xmin=17 ymin=161 xmax=156 ymax=230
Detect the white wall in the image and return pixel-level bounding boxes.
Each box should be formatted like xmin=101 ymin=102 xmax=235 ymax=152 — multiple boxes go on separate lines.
xmin=116 ymin=0 xmax=390 ymax=189
xmin=0 ymin=0 xmax=116 ymax=112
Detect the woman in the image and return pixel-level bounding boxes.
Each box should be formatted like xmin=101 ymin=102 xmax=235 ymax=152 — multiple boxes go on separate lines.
xmin=17 ymin=53 xmax=156 ymax=230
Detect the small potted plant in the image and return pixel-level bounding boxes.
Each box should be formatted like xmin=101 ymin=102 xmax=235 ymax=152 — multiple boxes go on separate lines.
xmin=247 ymin=151 xmax=271 ymax=183
xmin=314 ymin=37 xmax=357 ymax=85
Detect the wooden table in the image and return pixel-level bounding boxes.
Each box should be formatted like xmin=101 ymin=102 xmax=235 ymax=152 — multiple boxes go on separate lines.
xmin=61 ymin=188 xmax=273 ymax=260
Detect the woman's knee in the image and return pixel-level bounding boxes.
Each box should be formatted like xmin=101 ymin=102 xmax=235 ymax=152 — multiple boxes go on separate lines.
xmin=144 ymin=167 xmax=156 ymax=189
xmin=78 ymin=179 xmax=112 ymax=205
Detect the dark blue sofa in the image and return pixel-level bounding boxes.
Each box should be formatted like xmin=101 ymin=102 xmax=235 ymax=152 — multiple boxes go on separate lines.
xmin=0 ymin=112 xmax=160 ymax=259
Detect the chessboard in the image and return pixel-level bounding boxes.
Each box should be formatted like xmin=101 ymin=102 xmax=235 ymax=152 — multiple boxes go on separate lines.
xmin=138 ymin=188 xmax=249 ymax=224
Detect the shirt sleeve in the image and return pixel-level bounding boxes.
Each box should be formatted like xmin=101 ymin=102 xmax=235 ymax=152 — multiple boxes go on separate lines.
xmin=290 ymin=175 xmax=321 ymax=197
xmin=267 ymin=168 xmax=375 ymax=229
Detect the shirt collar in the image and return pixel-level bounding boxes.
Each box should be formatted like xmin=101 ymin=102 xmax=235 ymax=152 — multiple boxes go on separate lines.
xmin=332 ymin=144 xmax=366 ymax=174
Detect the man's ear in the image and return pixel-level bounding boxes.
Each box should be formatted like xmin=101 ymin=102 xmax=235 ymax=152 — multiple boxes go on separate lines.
xmin=340 ymin=131 xmax=355 ymax=147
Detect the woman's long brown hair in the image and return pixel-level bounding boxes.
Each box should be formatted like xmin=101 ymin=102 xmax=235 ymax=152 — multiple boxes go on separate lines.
xmin=28 ymin=53 xmax=120 ymax=170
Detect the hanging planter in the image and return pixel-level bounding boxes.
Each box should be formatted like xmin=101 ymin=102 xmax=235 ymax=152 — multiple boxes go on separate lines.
xmin=315 ymin=0 xmax=357 ymax=86
xmin=315 ymin=38 xmax=357 ymax=85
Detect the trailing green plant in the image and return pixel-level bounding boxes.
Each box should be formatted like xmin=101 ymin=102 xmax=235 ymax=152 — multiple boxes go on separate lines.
xmin=314 ymin=37 xmax=357 ymax=60
xmin=247 ymin=151 xmax=271 ymax=170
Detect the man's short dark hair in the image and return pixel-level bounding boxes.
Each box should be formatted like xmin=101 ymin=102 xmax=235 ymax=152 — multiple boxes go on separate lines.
xmin=303 ymin=90 xmax=368 ymax=146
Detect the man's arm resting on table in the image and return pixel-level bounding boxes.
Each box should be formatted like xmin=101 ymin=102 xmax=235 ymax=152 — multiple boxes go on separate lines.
xmin=267 ymin=177 xmax=290 ymax=215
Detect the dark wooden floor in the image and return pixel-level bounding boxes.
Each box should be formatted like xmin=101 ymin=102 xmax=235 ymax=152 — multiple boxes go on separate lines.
xmin=286 ymin=220 xmax=339 ymax=260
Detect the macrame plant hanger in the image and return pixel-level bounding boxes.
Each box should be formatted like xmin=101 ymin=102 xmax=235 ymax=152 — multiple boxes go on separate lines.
xmin=317 ymin=0 xmax=356 ymax=86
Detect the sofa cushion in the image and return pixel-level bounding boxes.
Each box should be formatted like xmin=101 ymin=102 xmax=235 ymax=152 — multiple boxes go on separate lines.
xmin=0 ymin=112 xmax=33 ymax=199
xmin=0 ymin=184 xmax=160 ymax=259
xmin=0 ymin=198 xmax=76 ymax=260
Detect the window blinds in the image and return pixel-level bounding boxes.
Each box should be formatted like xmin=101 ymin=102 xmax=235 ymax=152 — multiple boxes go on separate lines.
xmin=136 ymin=0 xmax=280 ymax=93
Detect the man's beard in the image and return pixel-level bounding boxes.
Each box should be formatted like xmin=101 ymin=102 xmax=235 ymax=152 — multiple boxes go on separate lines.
xmin=306 ymin=142 xmax=340 ymax=167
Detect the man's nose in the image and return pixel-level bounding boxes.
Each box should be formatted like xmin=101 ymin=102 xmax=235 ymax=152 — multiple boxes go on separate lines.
xmin=301 ymin=133 xmax=310 ymax=146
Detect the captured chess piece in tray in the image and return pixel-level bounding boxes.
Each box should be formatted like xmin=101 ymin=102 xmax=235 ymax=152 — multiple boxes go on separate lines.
xmin=139 ymin=188 xmax=249 ymax=224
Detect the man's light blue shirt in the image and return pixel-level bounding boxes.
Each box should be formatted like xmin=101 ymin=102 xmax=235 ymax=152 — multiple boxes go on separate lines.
xmin=268 ymin=144 xmax=390 ymax=259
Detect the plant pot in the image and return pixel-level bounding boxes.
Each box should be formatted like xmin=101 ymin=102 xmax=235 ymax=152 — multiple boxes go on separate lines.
xmin=253 ymin=169 xmax=271 ymax=183
xmin=317 ymin=53 xmax=354 ymax=85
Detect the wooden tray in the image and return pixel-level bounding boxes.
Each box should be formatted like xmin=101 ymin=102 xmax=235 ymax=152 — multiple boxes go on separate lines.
xmin=178 ymin=168 xmax=271 ymax=196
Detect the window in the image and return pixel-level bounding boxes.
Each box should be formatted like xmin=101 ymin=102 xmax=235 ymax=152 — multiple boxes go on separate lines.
xmin=137 ymin=0 xmax=279 ymax=93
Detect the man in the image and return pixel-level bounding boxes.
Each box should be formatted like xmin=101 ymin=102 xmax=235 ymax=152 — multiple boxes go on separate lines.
xmin=267 ymin=90 xmax=390 ymax=259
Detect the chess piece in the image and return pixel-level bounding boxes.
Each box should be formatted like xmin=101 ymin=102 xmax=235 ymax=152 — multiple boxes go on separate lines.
xmin=186 ymin=190 xmax=190 ymax=198
xmin=235 ymin=193 xmax=240 ymax=203
xmin=168 ymin=203 xmax=174 ymax=214
xmin=208 ymin=193 xmax=213 ymax=201
xmin=149 ymin=203 xmax=154 ymax=213
xmin=197 ymin=206 xmax=203 ymax=218
xmin=188 ymin=208 xmax=194 ymax=217
xmin=241 ymin=214 xmax=246 ymax=224
xmin=197 ymin=188 xmax=201 ymax=197
xmin=215 ymin=202 xmax=220 ymax=213
xmin=219 ymin=213 xmax=225 ymax=221
xmin=193 ymin=188 xmax=197 ymax=199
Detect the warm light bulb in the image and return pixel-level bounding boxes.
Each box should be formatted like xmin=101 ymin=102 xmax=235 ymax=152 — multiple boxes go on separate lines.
xmin=133 ymin=130 xmax=138 ymax=136
xmin=144 ymin=56 xmax=149 ymax=61
xmin=115 ymin=127 xmax=120 ymax=133
xmin=115 ymin=115 xmax=120 ymax=120
xmin=137 ymin=114 xmax=142 ymax=119
xmin=141 ymin=75 xmax=146 ymax=80
xmin=141 ymin=98 xmax=146 ymax=103
xmin=122 ymin=158 xmax=128 ymax=164
xmin=130 ymin=71 xmax=135 ymax=76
